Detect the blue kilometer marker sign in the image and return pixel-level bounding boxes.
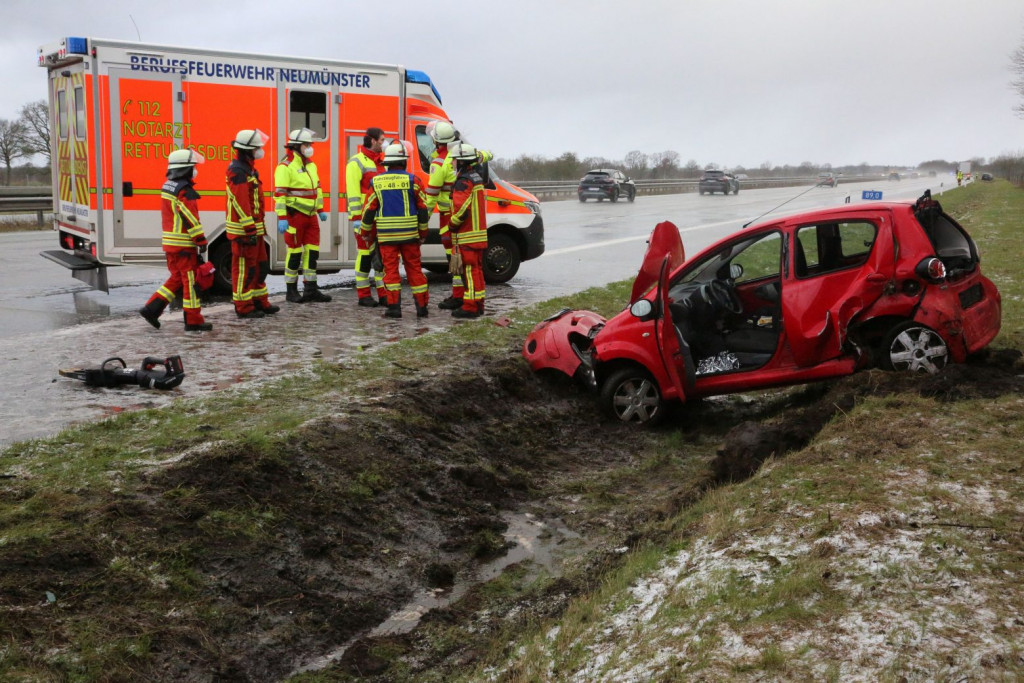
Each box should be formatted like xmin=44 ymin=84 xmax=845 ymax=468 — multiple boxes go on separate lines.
xmin=862 ymin=190 xmax=883 ymax=200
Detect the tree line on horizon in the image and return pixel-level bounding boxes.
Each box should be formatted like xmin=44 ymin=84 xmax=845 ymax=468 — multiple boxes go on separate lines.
xmin=2 ymin=96 xmax=1022 ymax=187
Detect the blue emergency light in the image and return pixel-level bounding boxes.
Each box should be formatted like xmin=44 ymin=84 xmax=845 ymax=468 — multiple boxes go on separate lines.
xmin=66 ymin=37 xmax=88 ymax=55
xmin=405 ymin=70 xmax=442 ymax=104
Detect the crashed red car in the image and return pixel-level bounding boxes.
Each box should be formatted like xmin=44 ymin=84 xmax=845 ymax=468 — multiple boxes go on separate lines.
xmin=523 ymin=191 xmax=1001 ymax=424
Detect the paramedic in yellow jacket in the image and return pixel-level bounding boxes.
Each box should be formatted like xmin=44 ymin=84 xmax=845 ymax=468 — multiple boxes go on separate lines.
xmin=345 ymin=127 xmax=387 ymax=307
xmin=274 ymin=128 xmax=330 ymax=303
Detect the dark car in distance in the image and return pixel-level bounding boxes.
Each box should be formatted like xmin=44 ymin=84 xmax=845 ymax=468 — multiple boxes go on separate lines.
xmin=578 ymin=169 xmax=636 ymax=203
xmin=699 ymin=170 xmax=740 ymax=195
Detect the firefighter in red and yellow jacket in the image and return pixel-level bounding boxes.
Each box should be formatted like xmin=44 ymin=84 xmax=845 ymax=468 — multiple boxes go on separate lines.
xmin=139 ymin=149 xmax=212 ymax=331
xmin=226 ymin=128 xmax=278 ymax=318
xmin=360 ymin=141 xmax=430 ymax=319
xmin=447 ymin=142 xmax=489 ymax=319
xmin=274 ymin=128 xmax=331 ymax=303
xmin=423 ymin=121 xmax=463 ymax=309
xmin=345 ymin=127 xmax=388 ymax=307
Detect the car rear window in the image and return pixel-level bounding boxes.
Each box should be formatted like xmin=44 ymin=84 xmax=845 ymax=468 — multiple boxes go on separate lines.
xmin=584 ymin=172 xmax=609 ymax=178
xmin=914 ymin=208 xmax=977 ymax=273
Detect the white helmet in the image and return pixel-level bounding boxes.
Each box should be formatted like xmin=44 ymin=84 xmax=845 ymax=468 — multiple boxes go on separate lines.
xmin=167 ymin=148 xmax=205 ymax=170
xmin=287 ymin=128 xmax=316 ymax=146
xmin=449 ymin=141 xmax=478 ymax=162
xmin=232 ymin=128 xmax=269 ymax=150
xmin=382 ymin=141 xmax=410 ymax=165
xmin=426 ymin=120 xmax=456 ymax=145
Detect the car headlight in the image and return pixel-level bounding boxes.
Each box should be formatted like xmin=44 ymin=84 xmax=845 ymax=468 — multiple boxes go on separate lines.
xmin=525 ymin=201 xmax=541 ymax=215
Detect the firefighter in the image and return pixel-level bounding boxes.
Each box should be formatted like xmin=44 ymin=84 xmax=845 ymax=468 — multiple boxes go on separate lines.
xmin=139 ymin=149 xmax=212 ymax=331
xmin=447 ymin=142 xmax=489 ymax=319
xmin=360 ymin=141 xmax=430 ymax=319
xmin=275 ymin=128 xmax=330 ymax=303
xmin=226 ymin=128 xmax=278 ymax=318
xmin=423 ymin=121 xmax=463 ymax=309
xmin=345 ymin=127 xmax=388 ymax=307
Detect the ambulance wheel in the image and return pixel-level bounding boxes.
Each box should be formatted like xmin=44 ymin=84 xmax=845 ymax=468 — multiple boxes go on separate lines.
xmin=482 ymin=233 xmax=520 ymax=284
xmin=209 ymin=240 xmax=233 ymax=296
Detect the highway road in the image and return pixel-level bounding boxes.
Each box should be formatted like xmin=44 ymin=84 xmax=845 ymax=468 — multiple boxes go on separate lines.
xmin=0 ymin=175 xmax=951 ymax=444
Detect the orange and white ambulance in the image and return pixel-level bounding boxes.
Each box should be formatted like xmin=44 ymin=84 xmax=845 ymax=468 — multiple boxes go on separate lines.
xmin=38 ymin=37 xmax=544 ymax=292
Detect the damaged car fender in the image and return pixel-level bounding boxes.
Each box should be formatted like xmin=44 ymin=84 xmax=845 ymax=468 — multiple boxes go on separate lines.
xmin=522 ymin=309 xmax=606 ymax=379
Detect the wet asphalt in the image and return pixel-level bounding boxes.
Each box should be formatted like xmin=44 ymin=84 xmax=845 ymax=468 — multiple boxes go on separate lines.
xmin=0 ymin=176 xmax=948 ymax=445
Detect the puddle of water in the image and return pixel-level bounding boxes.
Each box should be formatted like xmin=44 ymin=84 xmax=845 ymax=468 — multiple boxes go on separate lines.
xmin=291 ymin=512 xmax=580 ymax=675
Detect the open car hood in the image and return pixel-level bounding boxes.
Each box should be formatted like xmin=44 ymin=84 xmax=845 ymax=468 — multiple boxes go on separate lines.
xmin=630 ymin=221 xmax=685 ymax=304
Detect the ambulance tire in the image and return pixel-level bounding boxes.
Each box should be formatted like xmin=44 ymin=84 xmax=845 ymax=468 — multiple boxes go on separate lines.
xmin=209 ymin=239 xmax=233 ymax=296
xmin=482 ymin=232 xmax=520 ymax=284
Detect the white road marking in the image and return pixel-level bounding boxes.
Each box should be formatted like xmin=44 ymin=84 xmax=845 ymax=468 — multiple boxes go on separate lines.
xmin=543 ymin=218 xmax=741 ymax=257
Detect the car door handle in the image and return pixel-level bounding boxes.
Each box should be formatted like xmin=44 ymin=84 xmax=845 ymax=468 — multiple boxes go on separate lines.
xmin=866 ymin=273 xmax=887 ymax=283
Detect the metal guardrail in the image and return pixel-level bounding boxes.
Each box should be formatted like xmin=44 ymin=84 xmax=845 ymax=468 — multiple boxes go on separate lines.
xmin=513 ymin=176 xmax=889 ymax=199
xmin=0 ymin=193 xmax=52 ymax=224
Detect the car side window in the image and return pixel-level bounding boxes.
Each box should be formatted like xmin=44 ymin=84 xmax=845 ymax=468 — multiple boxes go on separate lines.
xmin=795 ymin=221 xmax=877 ymax=278
xmin=733 ymin=232 xmax=782 ymax=284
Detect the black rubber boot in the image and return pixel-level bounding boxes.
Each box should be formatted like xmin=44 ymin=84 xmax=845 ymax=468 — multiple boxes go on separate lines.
xmin=286 ymin=282 xmax=303 ymax=303
xmin=416 ymin=305 xmax=429 ymax=318
xmin=383 ymin=304 xmax=402 ymax=319
xmin=261 ymin=303 xmax=281 ymax=314
xmin=139 ymin=300 xmax=166 ymax=329
xmin=437 ymin=296 xmax=463 ymax=310
xmin=358 ymin=297 xmax=379 ymax=308
xmin=301 ymin=282 xmax=332 ymax=303
xmin=184 ymin=322 xmax=213 ymax=331
xmin=236 ymin=309 xmax=266 ymax=319
xmin=451 ymin=307 xmax=482 ymax=319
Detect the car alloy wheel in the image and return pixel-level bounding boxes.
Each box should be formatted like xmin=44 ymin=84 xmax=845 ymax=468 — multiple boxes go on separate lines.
xmin=600 ymin=367 xmax=665 ymax=424
xmin=881 ymin=322 xmax=949 ymax=374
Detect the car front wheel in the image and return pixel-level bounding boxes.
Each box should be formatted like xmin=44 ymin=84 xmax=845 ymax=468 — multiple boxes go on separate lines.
xmin=600 ymin=367 xmax=666 ymax=425
xmin=628 ymin=189 xmax=636 ymax=202
xmin=880 ymin=322 xmax=949 ymax=374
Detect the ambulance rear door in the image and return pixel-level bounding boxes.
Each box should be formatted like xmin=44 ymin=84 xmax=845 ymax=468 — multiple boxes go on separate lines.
xmin=51 ymin=64 xmax=92 ymax=237
xmin=105 ymin=63 xmax=184 ymax=264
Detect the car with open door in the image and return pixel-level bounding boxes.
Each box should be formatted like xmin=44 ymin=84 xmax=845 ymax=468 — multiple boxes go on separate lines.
xmin=523 ymin=191 xmax=1001 ymax=424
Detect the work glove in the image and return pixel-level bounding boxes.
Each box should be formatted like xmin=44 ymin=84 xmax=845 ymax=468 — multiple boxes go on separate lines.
xmin=244 ymin=234 xmax=259 ymax=246
xmin=277 ymin=218 xmax=289 ymax=234
xmin=197 ymin=245 xmax=207 ymax=255
xmin=318 ymin=212 xmax=328 ymax=221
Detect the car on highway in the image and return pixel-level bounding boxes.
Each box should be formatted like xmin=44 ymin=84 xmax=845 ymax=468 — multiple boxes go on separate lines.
xmin=817 ymin=172 xmax=838 ymax=188
xmin=699 ymin=170 xmax=740 ymax=195
xmin=578 ymin=169 xmax=636 ymax=203
xmin=523 ymin=191 xmax=1002 ymax=424
xmin=888 ymin=172 xmax=901 ymax=181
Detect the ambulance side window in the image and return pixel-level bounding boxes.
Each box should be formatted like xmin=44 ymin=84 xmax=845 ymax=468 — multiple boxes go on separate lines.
xmin=415 ymin=125 xmax=434 ymax=173
xmin=57 ymin=89 xmax=69 ymax=140
xmin=74 ymin=86 xmax=86 ymax=140
xmin=289 ymin=90 xmax=328 ymax=140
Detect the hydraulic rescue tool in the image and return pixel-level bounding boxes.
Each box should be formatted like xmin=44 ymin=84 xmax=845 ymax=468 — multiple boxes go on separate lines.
xmin=59 ymin=355 xmax=186 ymax=390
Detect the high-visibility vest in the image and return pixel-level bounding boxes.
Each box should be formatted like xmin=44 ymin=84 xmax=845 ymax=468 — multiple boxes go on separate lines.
xmin=274 ymin=152 xmax=323 ymax=216
xmin=425 ymin=147 xmax=454 ymax=214
xmin=363 ymin=171 xmax=428 ymax=244
xmin=450 ymin=168 xmax=488 ymax=248
xmin=160 ymin=178 xmax=207 ymax=252
xmin=345 ymin=148 xmax=383 ymax=221
xmin=225 ymin=157 xmax=265 ymax=238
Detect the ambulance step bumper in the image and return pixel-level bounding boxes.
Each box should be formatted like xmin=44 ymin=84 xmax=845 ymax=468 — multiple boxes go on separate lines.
xmin=40 ymin=250 xmax=110 ymax=292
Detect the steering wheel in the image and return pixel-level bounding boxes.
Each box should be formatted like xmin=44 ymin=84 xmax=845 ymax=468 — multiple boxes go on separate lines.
xmin=707 ymin=279 xmax=743 ymax=315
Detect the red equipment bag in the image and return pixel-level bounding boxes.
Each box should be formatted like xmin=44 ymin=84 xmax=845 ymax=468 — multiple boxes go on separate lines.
xmin=196 ymin=261 xmax=217 ymax=291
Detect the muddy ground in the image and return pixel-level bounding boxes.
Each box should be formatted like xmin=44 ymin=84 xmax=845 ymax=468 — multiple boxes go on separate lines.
xmin=1 ymin=346 xmax=1022 ymax=681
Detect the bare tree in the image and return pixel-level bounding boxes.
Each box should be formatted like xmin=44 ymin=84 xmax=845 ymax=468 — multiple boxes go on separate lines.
xmin=1012 ymin=39 xmax=1024 ymax=117
xmin=19 ymin=100 xmax=50 ymax=164
xmin=0 ymin=119 xmax=29 ymax=185
xmin=624 ymin=150 xmax=648 ymax=176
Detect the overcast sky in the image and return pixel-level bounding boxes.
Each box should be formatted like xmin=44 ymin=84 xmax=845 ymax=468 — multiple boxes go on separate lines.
xmin=3 ymin=0 xmax=1023 ymax=169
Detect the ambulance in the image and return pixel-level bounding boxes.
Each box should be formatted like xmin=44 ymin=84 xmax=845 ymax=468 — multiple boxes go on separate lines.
xmin=37 ymin=37 xmax=544 ymax=293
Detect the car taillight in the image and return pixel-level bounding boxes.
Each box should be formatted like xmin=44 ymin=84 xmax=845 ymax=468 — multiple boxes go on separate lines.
xmin=90 ymin=243 xmax=97 ymax=257
xmin=915 ymin=257 xmax=946 ymax=283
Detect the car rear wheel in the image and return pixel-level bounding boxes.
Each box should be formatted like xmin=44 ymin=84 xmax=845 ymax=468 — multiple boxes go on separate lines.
xmin=600 ymin=367 xmax=666 ymax=425
xmin=611 ymin=189 xmax=619 ymax=203
xmin=880 ymin=322 xmax=949 ymax=374
xmin=579 ymin=196 xmax=586 ymax=202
